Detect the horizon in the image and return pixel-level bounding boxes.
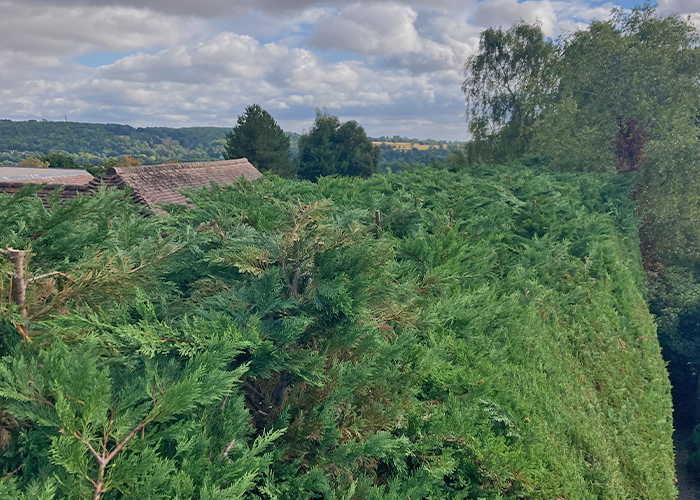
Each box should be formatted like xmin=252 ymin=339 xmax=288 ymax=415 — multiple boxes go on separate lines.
xmin=0 ymin=117 xmax=467 ymax=143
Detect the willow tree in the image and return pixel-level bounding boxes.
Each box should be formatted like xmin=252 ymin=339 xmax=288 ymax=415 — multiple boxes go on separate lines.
xmin=462 ymin=21 xmax=556 ymax=164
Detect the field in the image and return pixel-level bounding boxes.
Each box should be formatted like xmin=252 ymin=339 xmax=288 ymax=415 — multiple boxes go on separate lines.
xmin=372 ymin=141 xmax=449 ymax=150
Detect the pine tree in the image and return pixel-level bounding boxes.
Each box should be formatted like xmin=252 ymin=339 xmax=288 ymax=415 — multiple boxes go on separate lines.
xmin=224 ymin=104 xmax=296 ymax=178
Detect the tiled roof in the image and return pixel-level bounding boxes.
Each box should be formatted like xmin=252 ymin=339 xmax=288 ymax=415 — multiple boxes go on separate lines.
xmin=88 ymin=159 xmax=261 ymax=213
xmin=0 ymin=167 xmax=95 ymax=186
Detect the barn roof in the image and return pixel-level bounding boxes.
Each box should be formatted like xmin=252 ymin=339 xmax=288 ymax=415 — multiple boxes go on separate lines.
xmin=0 ymin=167 xmax=95 ymax=186
xmin=0 ymin=167 xmax=96 ymax=209
xmin=88 ymin=159 xmax=261 ymax=213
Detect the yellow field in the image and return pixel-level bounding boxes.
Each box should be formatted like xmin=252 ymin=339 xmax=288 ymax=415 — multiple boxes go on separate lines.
xmin=372 ymin=142 xmax=448 ymax=151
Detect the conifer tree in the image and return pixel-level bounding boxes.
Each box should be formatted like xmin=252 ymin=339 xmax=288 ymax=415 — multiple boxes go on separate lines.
xmin=224 ymin=104 xmax=296 ymax=178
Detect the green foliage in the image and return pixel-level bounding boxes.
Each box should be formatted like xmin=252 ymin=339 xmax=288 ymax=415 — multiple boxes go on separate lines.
xmin=224 ymin=105 xmax=296 ymax=178
xmin=0 ymin=164 xmax=674 ymax=498
xmin=39 ymin=153 xmax=78 ymax=170
xmin=378 ymin=146 xmax=457 ymax=173
xmin=464 ymin=8 xmax=700 ymax=441
xmin=298 ymin=111 xmax=380 ymax=181
xmin=530 ymin=6 xmax=700 ymax=172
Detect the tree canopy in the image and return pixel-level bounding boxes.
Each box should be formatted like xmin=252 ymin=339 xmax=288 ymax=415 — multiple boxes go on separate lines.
xmin=298 ymin=111 xmax=380 ymax=181
xmin=0 ymin=120 xmax=228 ymax=166
xmin=224 ymin=104 xmax=296 ymax=178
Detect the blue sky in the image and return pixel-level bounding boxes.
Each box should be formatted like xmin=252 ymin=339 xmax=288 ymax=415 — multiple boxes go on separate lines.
xmin=0 ymin=0 xmax=695 ymax=140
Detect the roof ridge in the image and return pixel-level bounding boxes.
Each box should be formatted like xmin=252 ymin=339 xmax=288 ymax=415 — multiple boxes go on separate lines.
xmin=0 ymin=169 xmax=92 ymax=182
xmin=0 ymin=181 xmax=94 ymax=189
xmin=108 ymin=158 xmax=250 ymax=175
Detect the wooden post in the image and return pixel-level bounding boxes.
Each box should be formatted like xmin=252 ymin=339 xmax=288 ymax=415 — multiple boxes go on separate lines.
xmin=375 ymin=210 xmax=381 ymax=227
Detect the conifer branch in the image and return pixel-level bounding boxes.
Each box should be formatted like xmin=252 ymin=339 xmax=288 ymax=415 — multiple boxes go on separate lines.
xmin=34 ymin=397 xmax=56 ymax=410
xmin=104 ymin=418 xmax=150 ymax=464
xmin=322 ymin=236 xmax=352 ymax=252
xmin=103 ymin=411 xmax=114 ymax=456
xmin=222 ymin=439 xmax=236 ymax=458
xmin=71 ymin=401 xmax=162 ymax=500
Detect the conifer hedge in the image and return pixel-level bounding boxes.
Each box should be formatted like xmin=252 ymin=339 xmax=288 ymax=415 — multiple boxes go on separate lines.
xmin=0 ymin=166 xmax=674 ymax=499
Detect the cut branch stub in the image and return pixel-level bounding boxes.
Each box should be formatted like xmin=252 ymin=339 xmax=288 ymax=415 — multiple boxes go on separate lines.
xmin=1 ymin=248 xmax=29 ymax=339
xmin=290 ymin=239 xmax=300 ymax=298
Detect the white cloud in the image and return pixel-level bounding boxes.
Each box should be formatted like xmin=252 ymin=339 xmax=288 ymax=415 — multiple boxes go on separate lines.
xmin=310 ymin=3 xmax=476 ymax=75
xmin=473 ymin=0 xmax=558 ymax=35
xmin=18 ymin=0 xmax=476 ymax=18
xmin=101 ymin=34 xmax=286 ymax=83
xmin=658 ymin=0 xmax=700 ymax=14
xmin=0 ymin=2 xmax=195 ymax=63
xmin=312 ymin=4 xmax=424 ymax=56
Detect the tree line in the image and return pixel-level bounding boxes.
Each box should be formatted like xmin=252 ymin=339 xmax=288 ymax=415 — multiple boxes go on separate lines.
xmin=0 ymin=120 xmax=229 ymax=166
xmin=1 ymin=117 xmax=460 ymax=176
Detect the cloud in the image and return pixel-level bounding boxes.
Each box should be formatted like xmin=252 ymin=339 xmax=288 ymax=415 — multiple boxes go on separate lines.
xmin=18 ymin=0 xmax=474 ymax=18
xmin=658 ymin=0 xmax=700 ymax=14
xmin=473 ymin=0 xmax=558 ymax=34
xmin=0 ymin=0 xmax=654 ymax=140
xmin=1 ymin=26 xmax=462 ymax=137
xmin=657 ymin=0 xmax=700 ymax=26
xmin=310 ymin=3 xmax=477 ymax=75
xmin=0 ymin=2 xmax=194 ymax=64
xmin=92 ymin=32 xmax=436 ymax=111
xmin=311 ymin=4 xmax=423 ymax=56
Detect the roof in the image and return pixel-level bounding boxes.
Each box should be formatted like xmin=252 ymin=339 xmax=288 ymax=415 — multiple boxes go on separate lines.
xmin=0 ymin=167 xmax=95 ymax=209
xmin=88 ymin=159 xmax=261 ymax=213
xmin=0 ymin=167 xmax=95 ymax=185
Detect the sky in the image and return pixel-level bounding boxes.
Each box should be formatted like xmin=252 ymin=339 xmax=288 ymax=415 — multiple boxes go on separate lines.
xmin=1 ymin=0 xmax=698 ymax=140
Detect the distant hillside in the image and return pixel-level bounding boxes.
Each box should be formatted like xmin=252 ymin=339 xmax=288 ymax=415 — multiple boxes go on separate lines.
xmin=0 ymin=119 xmax=230 ymax=165
xmin=0 ymin=119 xmax=457 ymax=169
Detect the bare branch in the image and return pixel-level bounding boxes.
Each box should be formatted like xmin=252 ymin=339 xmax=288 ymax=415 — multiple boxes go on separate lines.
xmin=27 ymin=271 xmax=74 ymax=284
xmin=126 ymin=245 xmax=184 ymax=275
xmin=222 ymin=439 xmax=236 ymax=458
xmin=74 ymin=431 xmax=104 ymax=466
xmin=104 ymin=418 xmax=150 ymax=464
